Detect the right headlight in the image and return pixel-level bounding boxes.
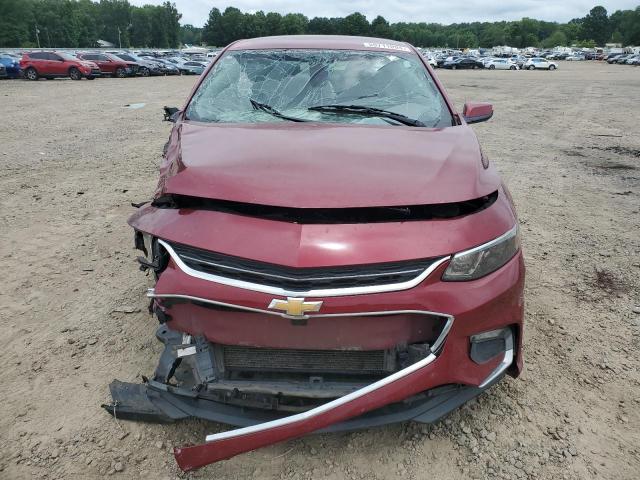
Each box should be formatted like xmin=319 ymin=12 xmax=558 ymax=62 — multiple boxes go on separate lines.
xmin=442 ymin=224 xmax=520 ymax=281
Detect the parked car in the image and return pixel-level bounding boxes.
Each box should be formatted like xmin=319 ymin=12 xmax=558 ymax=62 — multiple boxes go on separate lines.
xmin=0 ymin=55 xmax=21 ymax=78
xmin=114 ymin=53 xmax=163 ymax=76
xmin=180 ymin=61 xmax=206 ymax=75
xmin=76 ymin=52 xmax=134 ymax=77
xmin=19 ymin=51 xmax=100 ymax=80
xmin=437 ymin=55 xmax=457 ymax=67
xmin=486 ymin=58 xmax=518 ymax=70
xmin=442 ymin=57 xmax=484 ymax=69
xmin=146 ymin=57 xmax=181 ymax=75
xmin=104 ymin=35 xmax=525 ymax=472
xmin=0 ymin=64 xmax=7 ymax=79
xmin=606 ymin=54 xmax=623 ymax=64
xmin=509 ymin=55 xmax=527 ymax=68
xmin=615 ymin=54 xmax=633 ymax=64
xmin=524 ymin=58 xmax=557 ymax=70
xmin=565 ymin=54 xmax=586 ymax=61
xmin=625 ymin=55 xmax=640 ymax=65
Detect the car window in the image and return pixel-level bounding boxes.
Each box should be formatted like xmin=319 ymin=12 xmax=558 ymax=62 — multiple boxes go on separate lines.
xmin=29 ymin=52 xmax=47 ymax=60
xmin=187 ymin=49 xmax=453 ymax=128
xmin=58 ymin=52 xmax=78 ymax=61
xmin=47 ymin=53 xmax=62 ymax=61
xmin=95 ymin=55 xmax=108 ymax=61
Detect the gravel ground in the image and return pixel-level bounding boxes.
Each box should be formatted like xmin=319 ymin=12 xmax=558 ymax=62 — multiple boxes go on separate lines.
xmin=1 ymin=62 xmax=639 ymax=479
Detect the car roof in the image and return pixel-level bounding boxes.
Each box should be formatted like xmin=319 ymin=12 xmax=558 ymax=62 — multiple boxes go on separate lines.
xmin=227 ymin=35 xmax=414 ymax=54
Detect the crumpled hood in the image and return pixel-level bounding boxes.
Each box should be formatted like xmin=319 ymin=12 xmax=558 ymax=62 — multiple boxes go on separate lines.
xmin=161 ymin=122 xmax=500 ymax=208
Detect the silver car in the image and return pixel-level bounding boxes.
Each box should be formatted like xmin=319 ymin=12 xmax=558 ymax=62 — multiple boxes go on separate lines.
xmin=486 ymin=58 xmax=519 ymax=70
xmin=524 ymin=58 xmax=558 ymax=70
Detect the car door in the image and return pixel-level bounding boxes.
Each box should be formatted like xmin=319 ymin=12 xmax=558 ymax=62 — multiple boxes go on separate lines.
xmin=93 ymin=54 xmax=113 ymax=73
xmin=47 ymin=53 xmax=67 ymax=75
xmin=28 ymin=52 xmax=48 ymax=73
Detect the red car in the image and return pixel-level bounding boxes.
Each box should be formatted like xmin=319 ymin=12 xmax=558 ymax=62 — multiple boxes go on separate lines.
xmin=76 ymin=52 xmax=137 ymax=77
xmin=105 ymin=35 xmax=525 ymax=471
xmin=20 ymin=51 xmax=100 ymax=80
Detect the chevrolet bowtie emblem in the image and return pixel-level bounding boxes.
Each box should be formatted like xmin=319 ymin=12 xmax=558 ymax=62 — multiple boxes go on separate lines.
xmin=268 ymin=297 xmax=323 ymax=317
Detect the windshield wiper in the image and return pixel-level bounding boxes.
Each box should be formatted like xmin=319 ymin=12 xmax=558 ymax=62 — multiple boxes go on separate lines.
xmin=250 ymin=99 xmax=308 ymax=123
xmin=308 ymin=104 xmax=425 ymax=127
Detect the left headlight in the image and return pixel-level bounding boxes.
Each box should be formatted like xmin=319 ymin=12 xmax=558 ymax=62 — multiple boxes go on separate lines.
xmin=442 ymin=224 xmax=520 ymax=281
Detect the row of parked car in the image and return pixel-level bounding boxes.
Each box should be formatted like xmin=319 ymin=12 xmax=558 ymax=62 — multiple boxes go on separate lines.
xmin=0 ymin=50 xmax=211 ymax=80
xmin=426 ymin=54 xmax=558 ymax=71
xmin=605 ymin=53 xmax=640 ymax=65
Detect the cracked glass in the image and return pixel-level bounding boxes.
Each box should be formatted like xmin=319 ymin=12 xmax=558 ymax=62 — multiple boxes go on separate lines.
xmin=186 ymin=49 xmax=453 ymax=128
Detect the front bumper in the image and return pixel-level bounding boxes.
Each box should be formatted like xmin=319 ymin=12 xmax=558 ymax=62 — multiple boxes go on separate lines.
xmin=104 ymin=246 xmax=524 ymax=470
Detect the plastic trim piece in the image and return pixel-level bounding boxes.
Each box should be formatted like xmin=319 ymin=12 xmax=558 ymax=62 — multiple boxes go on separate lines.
xmin=147 ymin=289 xmax=453 ymax=327
xmin=478 ymin=328 xmax=514 ymax=388
xmin=157 ymin=239 xmax=450 ymax=298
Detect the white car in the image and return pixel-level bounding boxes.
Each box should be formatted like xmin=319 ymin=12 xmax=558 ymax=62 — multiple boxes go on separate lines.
xmin=524 ymin=58 xmax=558 ymax=70
xmin=486 ymin=58 xmax=519 ymax=70
xmin=427 ymin=56 xmax=437 ymax=68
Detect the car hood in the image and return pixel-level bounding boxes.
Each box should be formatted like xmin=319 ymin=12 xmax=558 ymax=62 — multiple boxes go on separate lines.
xmin=161 ymin=122 xmax=500 ymax=208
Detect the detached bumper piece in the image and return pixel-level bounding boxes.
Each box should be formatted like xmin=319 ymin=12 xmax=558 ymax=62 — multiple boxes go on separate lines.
xmin=102 ymin=321 xmax=514 ymax=471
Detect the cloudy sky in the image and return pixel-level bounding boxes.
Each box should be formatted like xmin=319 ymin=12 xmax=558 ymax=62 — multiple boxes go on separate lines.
xmin=130 ymin=1 xmax=638 ymax=27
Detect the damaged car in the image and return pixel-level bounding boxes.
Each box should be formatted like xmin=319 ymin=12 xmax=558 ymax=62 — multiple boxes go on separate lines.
xmin=104 ymin=35 xmax=525 ymax=471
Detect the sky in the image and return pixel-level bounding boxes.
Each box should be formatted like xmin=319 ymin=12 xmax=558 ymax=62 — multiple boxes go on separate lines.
xmin=129 ymin=1 xmax=639 ymax=27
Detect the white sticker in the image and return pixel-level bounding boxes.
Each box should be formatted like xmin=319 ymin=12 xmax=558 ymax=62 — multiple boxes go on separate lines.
xmin=363 ymin=42 xmax=411 ymax=52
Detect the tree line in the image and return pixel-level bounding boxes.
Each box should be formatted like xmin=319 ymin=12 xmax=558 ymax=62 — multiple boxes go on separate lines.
xmin=1 ymin=1 xmax=639 ymax=49
xmin=200 ymin=6 xmax=640 ymax=49
xmin=0 ymin=0 xmax=181 ymax=48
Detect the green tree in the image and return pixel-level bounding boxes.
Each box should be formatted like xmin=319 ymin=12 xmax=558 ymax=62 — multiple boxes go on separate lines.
xmin=180 ymin=24 xmax=202 ymax=45
xmin=280 ymin=13 xmax=308 ymax=35
xmin=342 ymin=12 xmax=369 ymax=35
xmin=130 ymin=7 xmax=152 ymax=47
xmin=0 ymin=0 xmax=35 ymax=47
xmin=580 ymin=6 xmax=609 ymax=46
xmin=308 ymin=17 xmax=340 ymax=35
xmin=202 ymin=7 xmax=223 ymax=46
xmin=541 ymin=30 xmax=567 ymax=48
xmin=218 ymin=6 xmax=245 ymax=45
xmin=371 ymin=15 xmax=392 ymax=38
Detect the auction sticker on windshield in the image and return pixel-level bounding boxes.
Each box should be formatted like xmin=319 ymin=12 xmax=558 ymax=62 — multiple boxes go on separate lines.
xmin=363 ymin=42 xmax=411 ymax=52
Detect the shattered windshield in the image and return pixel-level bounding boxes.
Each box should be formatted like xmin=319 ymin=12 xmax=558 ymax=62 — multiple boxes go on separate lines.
xmin=186 ymin=49 xmax=453 ymax=128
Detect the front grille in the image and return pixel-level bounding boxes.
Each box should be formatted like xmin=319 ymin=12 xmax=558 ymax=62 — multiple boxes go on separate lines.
xmin=222 ymin=345 xmax=390 ymax=375
xmin=168 ymin=241 xmax=441 ymax=291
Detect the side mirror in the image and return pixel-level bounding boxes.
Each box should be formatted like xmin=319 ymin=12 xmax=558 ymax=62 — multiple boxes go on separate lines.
xmin=462 ymin=102 xmax=493 ymax=124
xmin=163 ymin=106 xmax=181 ymax=122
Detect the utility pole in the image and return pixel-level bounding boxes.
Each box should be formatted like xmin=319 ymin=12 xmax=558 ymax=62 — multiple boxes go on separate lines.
xmin=118 ymin=27 xmax=122 ymax=49
xmin=35 ymin=25 xmax=41 ymax=48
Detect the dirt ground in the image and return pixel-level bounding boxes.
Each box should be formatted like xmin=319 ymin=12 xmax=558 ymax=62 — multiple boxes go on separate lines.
xmin=1 ymin=62 xmax=639 ymax=480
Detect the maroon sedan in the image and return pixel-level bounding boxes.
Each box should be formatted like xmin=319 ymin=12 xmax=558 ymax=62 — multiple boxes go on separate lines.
xmin=104 ymin=35 xmax=525 ymax=471
xmin=76 ymin=52 xmax=137 ymax=77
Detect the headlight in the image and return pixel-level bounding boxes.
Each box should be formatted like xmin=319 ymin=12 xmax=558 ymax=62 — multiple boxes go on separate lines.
xmin=442 ymin=224 xmax=520 ymax=281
